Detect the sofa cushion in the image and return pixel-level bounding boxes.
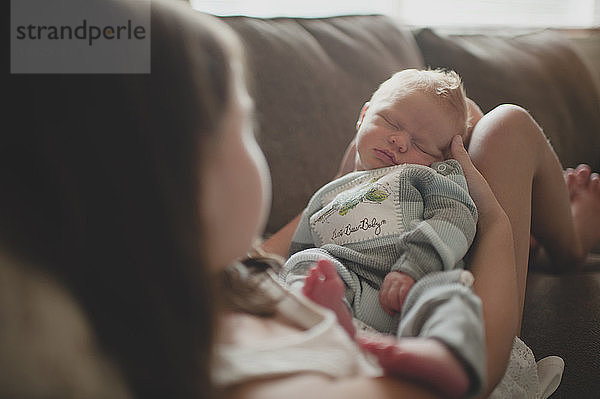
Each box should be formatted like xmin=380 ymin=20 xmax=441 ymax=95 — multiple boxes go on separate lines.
xmin=221 ymin=15 xmax=425 ymax=234
xmin=415 ymin=28 xmax=600 ymax=171
xmin=522 ymin=270 xmax=600 ymax=398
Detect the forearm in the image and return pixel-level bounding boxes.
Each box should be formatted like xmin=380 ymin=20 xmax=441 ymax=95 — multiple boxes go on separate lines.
xmin=226 ymin=373 xmax=440 ymax=399
xmin=449 ymin=134 xmax=520 ymax=395
xmin=469 ymin=211 xmax=519 ymax=396
xmin=260 ymin=213 xmax=302 ymax=258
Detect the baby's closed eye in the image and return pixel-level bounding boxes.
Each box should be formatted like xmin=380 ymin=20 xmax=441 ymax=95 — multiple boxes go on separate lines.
xmin=379 ymin=113 xmax=400 ymax=130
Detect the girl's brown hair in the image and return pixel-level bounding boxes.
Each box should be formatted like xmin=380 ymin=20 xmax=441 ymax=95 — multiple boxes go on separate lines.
xmin=3 ymin=1 xmax=241 ymax=397
xmin=221 ymin=246 xmax=285 ymax=317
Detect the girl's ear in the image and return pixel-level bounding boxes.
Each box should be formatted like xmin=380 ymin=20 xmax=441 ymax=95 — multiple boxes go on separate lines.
xmin=356 ymin=102 xmax=370 ymax=130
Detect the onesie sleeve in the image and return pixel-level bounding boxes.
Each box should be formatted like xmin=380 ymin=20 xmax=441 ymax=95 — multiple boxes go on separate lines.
xmin=391 ymin=160 xmax=478 ymax=280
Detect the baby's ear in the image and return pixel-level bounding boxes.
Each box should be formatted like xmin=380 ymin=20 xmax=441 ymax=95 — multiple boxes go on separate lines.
xmin=356 ymin=102 xmax=370 ymax=130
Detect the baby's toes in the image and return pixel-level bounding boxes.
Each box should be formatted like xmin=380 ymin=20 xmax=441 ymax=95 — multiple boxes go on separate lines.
xmin=302 ymin=266 xmax=322 ymax=295
xmin=564 ymin=168 xmax=574 ymax=176
xmin=575 ymin=164 xmax=592 ymax=186
xmin=575 ymin=163 xmax=592 ymax=175
xmin=564 ymin=168 xmax=576 ymax=188
xmin=590 ymin=173 xmax=600 ymax=193
xmin=356 ymin=334 xmax=396 ymax=353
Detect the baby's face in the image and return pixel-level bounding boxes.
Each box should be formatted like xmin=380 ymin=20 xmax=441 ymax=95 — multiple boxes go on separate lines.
xmin=354 ymin=90 xmax=463 ymax=171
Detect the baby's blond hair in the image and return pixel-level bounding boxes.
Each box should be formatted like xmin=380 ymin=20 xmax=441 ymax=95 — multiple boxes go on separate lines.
xmin=371 ymin=68 xmax=470 ymax=136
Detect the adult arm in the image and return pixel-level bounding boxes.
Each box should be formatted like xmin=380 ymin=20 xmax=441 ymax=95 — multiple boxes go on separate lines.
xmin=226 ymin=373 xmax=440 ymax=399
xmin=450 ymin=135 xmax=519 ymax=396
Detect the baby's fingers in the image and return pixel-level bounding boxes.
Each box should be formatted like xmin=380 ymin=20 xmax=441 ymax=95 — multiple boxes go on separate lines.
xmin=451 ymin=135 xmax=478 ymax=180
xmin=379 ymin=287 xmax=396 ymax=315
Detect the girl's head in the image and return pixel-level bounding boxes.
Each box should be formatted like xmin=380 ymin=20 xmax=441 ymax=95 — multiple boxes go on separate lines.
xmin=201 ymin=59 xmax=271 ymax=272
xmin=3 ymin=0 xmax=269 ymax=397
xmin=354 ymin=69 xmax=470 ymax=170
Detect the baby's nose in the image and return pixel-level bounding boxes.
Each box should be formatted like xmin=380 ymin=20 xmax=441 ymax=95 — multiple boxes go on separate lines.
xmin=389 ymin=133 xmax=410 ymax=152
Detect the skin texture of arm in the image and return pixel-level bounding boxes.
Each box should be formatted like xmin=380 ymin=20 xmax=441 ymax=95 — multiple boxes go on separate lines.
xmin=470 ymin=209 xmax=518 ymax=398
xmin=450 ymin=135 xmax=518 ymax=396
xmin=225 ymin=373 xmax=440 ymax=399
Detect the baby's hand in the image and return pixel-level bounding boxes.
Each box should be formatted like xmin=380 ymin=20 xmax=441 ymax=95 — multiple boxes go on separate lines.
xmin=379 ymin=271 xmax=416 ymax=315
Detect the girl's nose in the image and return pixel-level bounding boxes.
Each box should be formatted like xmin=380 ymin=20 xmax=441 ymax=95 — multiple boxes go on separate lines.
xmin=389 ymin=133 xmax=410 ymax=153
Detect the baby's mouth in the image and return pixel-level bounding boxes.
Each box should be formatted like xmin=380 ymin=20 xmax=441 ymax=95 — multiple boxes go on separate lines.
xmin=374 ymin=149 xmax=398 ymax=166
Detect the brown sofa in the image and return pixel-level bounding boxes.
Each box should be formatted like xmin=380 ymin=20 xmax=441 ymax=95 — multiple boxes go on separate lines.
xmin=221 ymin=14 xmax=600 ymax=398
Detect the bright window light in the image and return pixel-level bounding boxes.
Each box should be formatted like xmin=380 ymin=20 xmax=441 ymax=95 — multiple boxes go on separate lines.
xmin=399 ymin=0 xmax=599 ymax=28
xmin=191 ymin=0 xmax=600 ymax=28
xmin=190 ymin=0 xmax=396 ymax=18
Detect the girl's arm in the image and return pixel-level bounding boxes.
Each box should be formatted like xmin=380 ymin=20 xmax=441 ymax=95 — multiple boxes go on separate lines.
xmin=226 ymin=373 xmax=439 ymax=399
xmin=450 ymin=135 xmax=519 ymax=395
xmin=468 ymin=207 xmax=518 ymax=397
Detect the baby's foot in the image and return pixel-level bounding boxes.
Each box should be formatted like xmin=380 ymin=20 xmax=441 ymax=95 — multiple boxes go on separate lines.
xmin=565 ymin=164 xmax=600 ymax=259
xmin=564 ymin=164 xmax=592 ymax=199
xmin=357 ymin=334 xmax=470 ymax=399
xmin=302 ymin=259 xmax=355 ymax=338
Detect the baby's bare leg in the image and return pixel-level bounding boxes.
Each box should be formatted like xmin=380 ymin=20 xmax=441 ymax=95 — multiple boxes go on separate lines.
xmin=302 ymin=260 xmax=356 ymax=338
xmin=357 ymin=334 xmax=470 ymax=399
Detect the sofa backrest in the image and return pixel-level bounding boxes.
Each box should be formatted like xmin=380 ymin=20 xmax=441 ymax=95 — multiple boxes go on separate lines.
xmin=221 ymin=15 xmax=600 ymax=235
xmin=415 ymin=28 xmax=600 ymax=173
